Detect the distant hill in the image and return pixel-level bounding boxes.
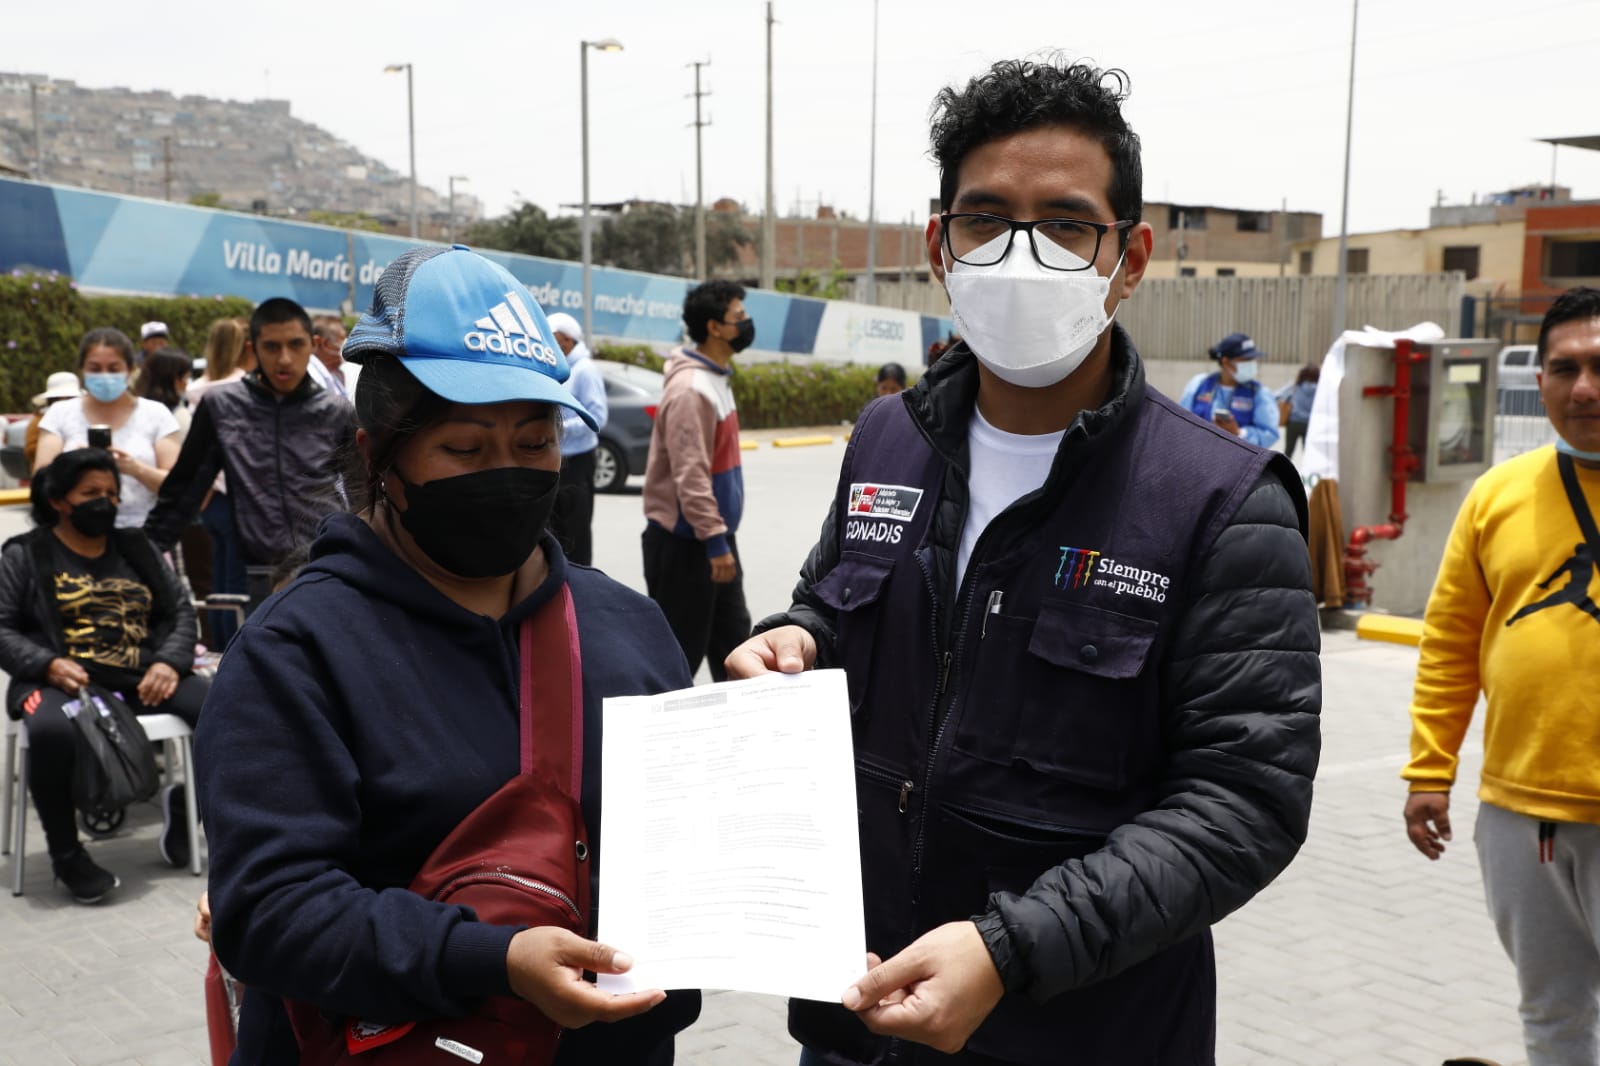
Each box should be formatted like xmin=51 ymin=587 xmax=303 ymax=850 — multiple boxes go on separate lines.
xmin=0 ymin=72 xmax=479 ymax=229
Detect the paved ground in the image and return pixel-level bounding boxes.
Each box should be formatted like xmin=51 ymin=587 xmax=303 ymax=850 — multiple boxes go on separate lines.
xmin=0 ymin=431 xmax=1528 ymax=1065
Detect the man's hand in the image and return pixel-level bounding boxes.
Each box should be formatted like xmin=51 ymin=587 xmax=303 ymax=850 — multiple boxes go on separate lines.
xmin=1404 ymin=791 xmax=1452 ymax=860
xmin=1213 ymin=411 xmax=1240 ymax=436
xmin=724 ymin=625 xmax=816 ymax=679
xmin=138 ymin=662 xmax=180 ymax=706
xmin=708 ymin=551 xmax=738 ymax=584
xmin=47 ymin=657 xmax=89 ymax=694
xmin=506 ymin=927 xmax=665 ymax=1029
xmin=840 ymin=921 xmax=1005 ymax=1055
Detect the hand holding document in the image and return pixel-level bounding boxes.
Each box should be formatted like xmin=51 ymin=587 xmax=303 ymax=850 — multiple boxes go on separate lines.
xmin=596 ymin=669 xmax=865 ymax=1002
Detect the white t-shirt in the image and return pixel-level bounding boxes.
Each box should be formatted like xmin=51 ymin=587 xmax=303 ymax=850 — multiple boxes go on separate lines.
xmin=38 ymin=397 xmax=181 ymax=530
xmin=956 ymin=407 xmax=1066 ymax=590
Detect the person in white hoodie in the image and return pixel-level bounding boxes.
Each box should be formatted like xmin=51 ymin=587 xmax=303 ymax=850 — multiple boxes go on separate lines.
xmin=545 ymin=312 xmax=608 ymax=565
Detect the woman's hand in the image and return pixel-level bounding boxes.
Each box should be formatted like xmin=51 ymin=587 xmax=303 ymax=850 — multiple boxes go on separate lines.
xmin=108 ymin=447 xmax=142 ymax=477
xmin=47 ymin=657 xmax=89 ymax=694
xmin=137 ymin=662 xmax=180 ymax=706
xmin=194 ymin=891 xmax=213 ymax=944
xmin=505 ymin=927 xmax=664 ymax=1028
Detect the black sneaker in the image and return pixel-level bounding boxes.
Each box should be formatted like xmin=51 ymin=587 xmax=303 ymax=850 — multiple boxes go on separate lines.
xmin=51 ymin=845 xmax=119 ymax=904
xmin=159 ymin=782 xmax=190 ymax=869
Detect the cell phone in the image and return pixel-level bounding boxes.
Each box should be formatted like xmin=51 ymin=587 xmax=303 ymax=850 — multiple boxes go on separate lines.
xmin=88 ymin=425 xmax=112 ymax=450
xmin=1211 ymin=409 xmax=1234 ymax=424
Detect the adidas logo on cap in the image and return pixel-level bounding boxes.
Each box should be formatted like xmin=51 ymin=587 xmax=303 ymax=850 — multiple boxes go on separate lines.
xmin=463 ymin=290 xmax=559 ymax=366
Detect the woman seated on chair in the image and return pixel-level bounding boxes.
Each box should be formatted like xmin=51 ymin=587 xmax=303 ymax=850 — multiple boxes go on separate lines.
xmin=0 ymin=448 xmax=208 ymax=903
xmin=197 ymin=247 xmax=700 ymax=1066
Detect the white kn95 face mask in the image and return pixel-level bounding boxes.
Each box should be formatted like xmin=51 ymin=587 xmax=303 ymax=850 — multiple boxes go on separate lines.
xmin=944 ymin=230 xmax=1122 ymax=389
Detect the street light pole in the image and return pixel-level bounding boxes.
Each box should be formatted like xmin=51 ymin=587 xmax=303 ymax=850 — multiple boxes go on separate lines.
xmin=1333 ymin=0 xmax=1359 ymax=340
xmin=448 ymin=175 xmax=468 ymax=243
xmin=384 ymin=63 xmax=418 ymax=239
xmin=864 ymin=0 xmax=880 ymax=306
xmin=581 ymin=38 xmax=624 ymax=341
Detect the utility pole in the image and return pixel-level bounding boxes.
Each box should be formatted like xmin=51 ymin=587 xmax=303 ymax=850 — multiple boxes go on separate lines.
xmin=864 ymin=0 xmax=881 ymax=305
xmin=1333 ymin=0 xmax=1359 ymax=339
xmin=760 ymin=3 xmax=777 ymax=290
xmin=690 ymin=60 xmax=711 ymax=279
xmin=162 ymin=136 xmax=173 ymax=201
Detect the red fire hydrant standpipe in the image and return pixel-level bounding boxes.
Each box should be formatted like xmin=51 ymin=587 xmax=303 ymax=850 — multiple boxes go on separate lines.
xmin=1344 ymin=338 xmax=1424 ymax=606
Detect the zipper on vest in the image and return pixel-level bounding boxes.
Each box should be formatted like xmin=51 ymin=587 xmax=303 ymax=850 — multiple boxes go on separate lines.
xmin=438 ymin=871 xmax=582 ymax=923
xmin=858 ymin=761 xmax=916 ymax=815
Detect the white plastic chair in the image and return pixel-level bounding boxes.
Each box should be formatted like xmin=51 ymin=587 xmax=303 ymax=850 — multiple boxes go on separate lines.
xmin=2 ymin=710 xmax=202 ymax=896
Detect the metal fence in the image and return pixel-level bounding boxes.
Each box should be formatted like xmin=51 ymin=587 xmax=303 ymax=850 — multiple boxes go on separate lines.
xmin=858 ymin=273 xmax=1471 ymax=357
xmin=1115 ymin=274 xmax=1468 ymax=364
xmin=1496 ymin=386 xmax=1558 ymax=465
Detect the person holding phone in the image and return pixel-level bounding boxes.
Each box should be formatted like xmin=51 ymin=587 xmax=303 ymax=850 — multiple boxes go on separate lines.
xmin=33 ymin=327 xmax=181 ymax=531
xmin=1179 ymin=332 xmax=1281 ymax=448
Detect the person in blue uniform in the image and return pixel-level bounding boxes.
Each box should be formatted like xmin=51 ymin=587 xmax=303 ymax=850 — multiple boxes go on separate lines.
xmin=1180 ymin=332 xmax=1281 ymax=448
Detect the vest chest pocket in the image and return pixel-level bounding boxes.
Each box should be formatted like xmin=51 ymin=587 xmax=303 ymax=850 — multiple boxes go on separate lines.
xmin=953 ymin=600 xmax=1159 ymax=790
xmin=811 ymin=552 xmax=896 ymax=715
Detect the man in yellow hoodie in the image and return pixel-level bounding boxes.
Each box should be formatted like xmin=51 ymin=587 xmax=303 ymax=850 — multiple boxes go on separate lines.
xmin=1404 ymin=285 xmax=1600 ymax=1066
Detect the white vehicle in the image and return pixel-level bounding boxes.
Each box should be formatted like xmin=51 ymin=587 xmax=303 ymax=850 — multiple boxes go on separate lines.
xmin=1497 ymin=344 xmax=1538 ymax=389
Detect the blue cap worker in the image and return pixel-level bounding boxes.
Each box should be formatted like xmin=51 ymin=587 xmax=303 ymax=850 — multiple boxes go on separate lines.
xmin=1180 ymin=332 xmax=1281 ymax=448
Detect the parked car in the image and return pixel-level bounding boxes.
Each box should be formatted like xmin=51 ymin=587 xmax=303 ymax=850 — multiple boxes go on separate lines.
xmin=1497 ymin=343 xmax=1538 ymax=389
xmin=593 ymin=361 xmax=663 ymax=493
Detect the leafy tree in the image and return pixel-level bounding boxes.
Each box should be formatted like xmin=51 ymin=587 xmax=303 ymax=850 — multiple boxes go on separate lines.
xmin=705 ymin=211 xmax=755 ymax=276
xmin=777 ymin=259 xmax=850 ymax=300
xmin=596 ymin=204 xmax=690 ymax=275
xmin=464 ymin=202 xmax=581 ymax=261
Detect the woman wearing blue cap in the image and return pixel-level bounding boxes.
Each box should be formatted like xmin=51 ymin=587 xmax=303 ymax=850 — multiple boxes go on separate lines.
xmin=1179 ymin=332 xmax=1282 ymax=449
xmin=196 ymin=247 xmax=700 ymax=1064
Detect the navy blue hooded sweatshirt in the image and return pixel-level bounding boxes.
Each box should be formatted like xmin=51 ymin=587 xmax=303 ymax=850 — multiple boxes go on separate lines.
xmin=197 ymin=512 xmax=700 ymax=1063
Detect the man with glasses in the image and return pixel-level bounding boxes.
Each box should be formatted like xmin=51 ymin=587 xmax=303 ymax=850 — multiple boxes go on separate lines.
xmin=727 ymin=58 xmax=1320 ymax=1064
xmin=641 ymin=279 xmax=754 ymax=681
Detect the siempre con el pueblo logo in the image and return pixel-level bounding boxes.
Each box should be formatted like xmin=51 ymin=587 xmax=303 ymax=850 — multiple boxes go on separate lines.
xmin=1056 ymin=546 xmax=1170 ymax=603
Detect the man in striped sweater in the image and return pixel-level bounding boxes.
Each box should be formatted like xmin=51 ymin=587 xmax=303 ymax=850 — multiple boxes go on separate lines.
xmin=641 ymin=280 xmax=753 ymax=680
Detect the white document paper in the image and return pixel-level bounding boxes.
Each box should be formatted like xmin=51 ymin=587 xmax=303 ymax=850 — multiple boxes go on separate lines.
xmin=596 ymin=669 xmax=865 ymax=1002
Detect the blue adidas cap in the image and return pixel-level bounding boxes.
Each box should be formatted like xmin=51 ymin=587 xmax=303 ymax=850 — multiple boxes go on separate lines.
xmin=344 ymin=245 xmax=597 ymax=429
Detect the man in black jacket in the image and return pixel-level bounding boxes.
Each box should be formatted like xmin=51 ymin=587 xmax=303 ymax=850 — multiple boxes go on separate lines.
xmin=145 ymin=298 xmax=352 ymax=612
xmin=727 ymin=58 xmax=1321 ymax=1065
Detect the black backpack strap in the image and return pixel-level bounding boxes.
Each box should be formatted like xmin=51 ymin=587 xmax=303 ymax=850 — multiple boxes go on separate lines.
xmin=1557 ymin=452 xmax=1600 ymax=560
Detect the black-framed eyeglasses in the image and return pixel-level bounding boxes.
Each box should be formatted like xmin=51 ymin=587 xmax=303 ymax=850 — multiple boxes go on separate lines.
xmin=941 ymin=212 xmax=1134 ymax=271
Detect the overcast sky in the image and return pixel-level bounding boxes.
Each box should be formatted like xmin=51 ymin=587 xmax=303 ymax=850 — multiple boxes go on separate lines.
xmin=11 ymin=0 xmax=1600 ymax=239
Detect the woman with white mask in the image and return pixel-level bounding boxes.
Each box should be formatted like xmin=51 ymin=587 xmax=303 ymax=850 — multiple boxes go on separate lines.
xmin=32 ymin=327 xmax=182 ymax=530
xmin=1179 ymin=331 xmax=1282 ymax=448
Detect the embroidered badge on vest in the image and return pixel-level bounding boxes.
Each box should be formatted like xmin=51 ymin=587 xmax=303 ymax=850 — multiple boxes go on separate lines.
xmin=1056 ymin=546 xmax=1172 ymax=604
xmin=848 ymin=483 xmax=924 ymax=521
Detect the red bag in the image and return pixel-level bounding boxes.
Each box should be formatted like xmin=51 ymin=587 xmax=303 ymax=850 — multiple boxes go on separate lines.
xmin=204 ymin=953 xmax=241 ymax=1066
xmin=288 ymin=586 xmax=590 ymax=1065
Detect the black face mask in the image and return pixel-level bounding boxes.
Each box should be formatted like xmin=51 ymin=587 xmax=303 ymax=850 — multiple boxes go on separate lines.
xmin=66 ymin=497 xmax=118 ymax=538
xmin=390 ymin=466 xmax=560 ymax=579
xmin=727 ymin=318 xmax=756 ymax=353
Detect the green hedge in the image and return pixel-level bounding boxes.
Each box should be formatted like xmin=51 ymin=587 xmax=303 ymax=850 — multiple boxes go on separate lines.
xmin=1 ymin=271 xmax=898 ymax=429
xmin=0 ymin=271 xmax=253 ymax=412
xmin=594 ymin=344 xmax=900 ymax=430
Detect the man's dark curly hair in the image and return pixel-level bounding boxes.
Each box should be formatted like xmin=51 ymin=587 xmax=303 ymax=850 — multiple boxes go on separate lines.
xmin=1537 ymin=286 xmax=1600 ymax=366
xmin=683 ymin=279 xmax=747 ymax=345
xmin=930 ymin=57 xmax=1142 ymax=229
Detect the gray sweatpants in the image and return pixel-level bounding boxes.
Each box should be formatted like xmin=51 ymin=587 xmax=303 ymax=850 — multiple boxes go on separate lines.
xmin=1475 ymin=801 xmax=1600 ymax=1066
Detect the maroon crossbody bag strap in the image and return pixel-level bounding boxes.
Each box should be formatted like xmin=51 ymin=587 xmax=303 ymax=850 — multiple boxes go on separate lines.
xmin=520 ymin=584 xmax=582 ymax=798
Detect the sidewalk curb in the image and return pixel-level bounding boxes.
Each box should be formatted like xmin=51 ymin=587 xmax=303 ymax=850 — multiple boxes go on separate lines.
xmin=771 ymin=435 xmax=834 ymax=448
